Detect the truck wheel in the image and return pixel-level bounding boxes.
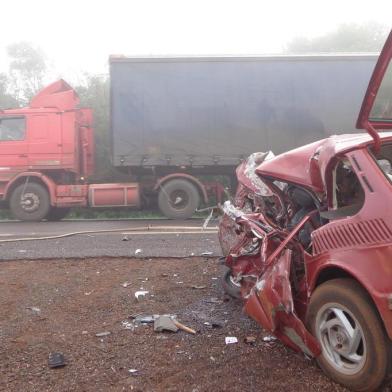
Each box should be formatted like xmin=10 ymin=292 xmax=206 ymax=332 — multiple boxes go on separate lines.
xmin=9 ymin=183 xmax=50 ymax=222
xmin=46 ymin=207 xmax=70 ymax=221
xmin=222 ymin=266 xmax=241 ymax=298
xmin=306 ymin=278 xmax=389 ymax=391
xmin=158 ymin=179 xmax=200 ymax=219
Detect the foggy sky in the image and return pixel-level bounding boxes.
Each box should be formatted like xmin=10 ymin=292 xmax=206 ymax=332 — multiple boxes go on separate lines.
xmin=0 ymin=0 xmax=391 ymax=82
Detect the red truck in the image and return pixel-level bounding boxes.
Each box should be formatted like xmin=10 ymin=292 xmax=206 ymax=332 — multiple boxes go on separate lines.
xmin=0 ymin=54 xmax=377 ymax=221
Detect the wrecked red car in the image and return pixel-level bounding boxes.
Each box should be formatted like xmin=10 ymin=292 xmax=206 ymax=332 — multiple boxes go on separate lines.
xmin=219 ymin=30 xmax=392 ymax=391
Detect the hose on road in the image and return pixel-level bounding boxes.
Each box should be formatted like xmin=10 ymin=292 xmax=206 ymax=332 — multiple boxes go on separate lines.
xmin=0 ymin=225 xmax=218 ymax=244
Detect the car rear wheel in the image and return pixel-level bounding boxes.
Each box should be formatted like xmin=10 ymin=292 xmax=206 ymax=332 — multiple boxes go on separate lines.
xmin=9 ymin=182 xmax=50 ymax=221
xmin=307 ymin=278 xmax=389 ymax=391
xmin=158 ymin=179 xmax=200 ymax=219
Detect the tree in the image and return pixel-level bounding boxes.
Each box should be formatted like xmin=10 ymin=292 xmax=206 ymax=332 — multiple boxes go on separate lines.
xmin=76 ymin=74 xmax=121 ymax=182
xmin=0 ymin=73 xmax=18 ymax=108
xmin=7 ymin=41 xmax=47 ymax=104
xmin=285 ymin=23 xmax=389 ymax=53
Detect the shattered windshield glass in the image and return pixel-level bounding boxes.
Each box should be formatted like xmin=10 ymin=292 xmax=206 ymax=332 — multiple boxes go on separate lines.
xmin=370 ymin=60 xmax=392 ymax=122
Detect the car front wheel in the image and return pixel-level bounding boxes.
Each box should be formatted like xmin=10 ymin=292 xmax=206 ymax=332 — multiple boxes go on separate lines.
xmin=307 ymin=278 xmax=390 ymax=391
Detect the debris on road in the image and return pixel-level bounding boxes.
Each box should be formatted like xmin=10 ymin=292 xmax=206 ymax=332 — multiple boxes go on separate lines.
xmin=128 ymin=369 xmax=139 ymax=376
xmin=135 ymin=249 xmax=142 ymax=256
xmin=122 ymin=236 xmax=130 ymax=241
xmin=134 ymin=290 xmax=149 ymax=300
xmin=132 ymin=314 xmax=156 ymax=324
xmin=121 ymin=281 xmax=131 ymax=288
xmin=154 ymin=315 xmax=179 ymax=332
xmin=225 ymin=336 xmax=238 ymax=344
xmin=48 ymin=352 xmax=66 ymax=368
xmin=262 ymin=335 xmax=277 ymax=343
xmin=201 ymin=251 xmax=213 ymax=256
xmin=191 ymin=285 xmax=207 ymax=290
xmin=26 ymin=306 xmax=41 ymax=314
xmin=244 ymin=336 xmax=257 ymax=345
xmin=172 ymin=319 xmax=196 ymax=334
xmin=122 ymin=321 xmax=135 ymax=330
xmin=95 ymin=331 xmax=111 ymax=337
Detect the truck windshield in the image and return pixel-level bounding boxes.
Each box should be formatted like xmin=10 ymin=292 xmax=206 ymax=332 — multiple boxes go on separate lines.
xmin=370 ymin=60 xmax=392 ymax=122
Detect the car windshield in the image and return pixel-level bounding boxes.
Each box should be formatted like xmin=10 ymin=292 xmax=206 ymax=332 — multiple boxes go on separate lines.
xmin=370 ymin=60 xmax=392 ymax=122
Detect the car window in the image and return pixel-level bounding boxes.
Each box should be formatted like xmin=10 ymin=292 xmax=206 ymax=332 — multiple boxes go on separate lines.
xmin=325 ymin=158 xmax=365 ymax=219
xmin=370 ymin=60 xmax=392 ymax=122
xmin=370 ymin=143 xmax=392 ymax=182
xmin=0 ymin=117 xmax=26 ymax=141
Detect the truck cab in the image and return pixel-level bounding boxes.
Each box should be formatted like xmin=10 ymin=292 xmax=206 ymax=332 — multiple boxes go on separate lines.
xmin=0 ymin=80 xmax=94 ymax=220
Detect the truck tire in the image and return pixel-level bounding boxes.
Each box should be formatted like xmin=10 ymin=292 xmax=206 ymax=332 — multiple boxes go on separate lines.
xmin=306 ymin=278 xmax=389 ymax=391
xmin=158 ymin=179 xmax=200 ymax=219
xmin=9 ymin=182 xmax=50 ymax=222
xmin=46 ymin=207 xmax=70 ymax=221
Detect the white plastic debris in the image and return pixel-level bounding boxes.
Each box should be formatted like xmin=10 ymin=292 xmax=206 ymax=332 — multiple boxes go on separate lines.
xmin=122 ymin=282 xmax=131 ymax=288
xmin=26 ymin=306 xmax=41 ymax=314
xmin=134 ymin=290 xmax=149 ymax=300
xmin=95 ymin=331 xmax=111 ymax=337
xmin=262 ymin=335 xmax=277 ymax=342
xmin=225 ymin=336 xmax=238 ymax=344
xmin=135 ymin=249 xmax=142 ymax=255
xmin=122 ymin=321 xmax=135 ymax=330
xmin=128 ymin=369 xmax=138 ymax=375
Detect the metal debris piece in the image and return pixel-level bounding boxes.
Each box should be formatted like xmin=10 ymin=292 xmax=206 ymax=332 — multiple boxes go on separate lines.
xmin=48 ymin=352 xmax=66 ymax=368
xmin=154 ymin=315 xmax=179 ymax=332
xmin=135 ymin=248 xmax=142 ymax=255
xmin=244 ymin=336 xmax=257 ymax=345
xmin=225 ymin=336 xmax=238 ymax=344
xmin=134 ymin=290 xmax=149 ymax=300
xmin=122 ymin=321 xmax=135 ymax=330
xmin=132 ymin=314 xmax=156 ymax=324
xmin=122 ymin=236 xmax=130 ymax=241
xmin=26 ymin=306 xmax=41 ymax=314
xmin=128 ymin=369 xmax=139 ymax=375
xmin=201 ymin=251 xmax=213 ymax=256
xmin=191 ymin=285 xmax=206 ymax=289
xmin=95 ymin=331 xmax=111 ymax=337
xmin=205 ymin=297 xmax=222 ymax=304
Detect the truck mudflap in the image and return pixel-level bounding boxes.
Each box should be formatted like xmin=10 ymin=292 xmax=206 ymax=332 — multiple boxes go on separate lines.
xmin=244 ymin=249 xmax=321 ymax=357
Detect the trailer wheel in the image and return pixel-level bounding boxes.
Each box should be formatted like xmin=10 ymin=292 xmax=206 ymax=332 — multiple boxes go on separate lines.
xmin=307 ymin=278 xmax=389 ymax=391
xmin=46 ymin=207 xmax=70 ymax=221
xmin=158 ymin=179 xmax=200 ymax=219
xmin=9 ymin=182 xmax=50 ymax=221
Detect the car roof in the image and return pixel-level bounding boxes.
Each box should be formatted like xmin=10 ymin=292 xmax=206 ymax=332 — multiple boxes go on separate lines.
xmin=256 ymin=132 xmax=392 ymax=192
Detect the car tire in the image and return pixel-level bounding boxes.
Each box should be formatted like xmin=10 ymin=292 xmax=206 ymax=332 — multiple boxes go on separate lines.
xmin=9 ymin=182 xmax=50 ymax=222
xmin=158 ymin=179 xmax=200 ymax=219
xmin=306 ymin=278 xmax=389 ymax=391
xmin=222 ymin=267 xmax=241 ymax=298
xmin=46 ymin=207 xmax=70 ymax=221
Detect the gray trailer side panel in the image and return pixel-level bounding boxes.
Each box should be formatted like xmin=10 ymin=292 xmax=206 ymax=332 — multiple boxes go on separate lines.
xmin=110 ymin=55 xmax=377 ymax=167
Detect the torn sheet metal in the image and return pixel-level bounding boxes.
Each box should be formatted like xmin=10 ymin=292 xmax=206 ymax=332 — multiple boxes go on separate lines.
xmin=244 ymin=250 xmax=321 ymax=357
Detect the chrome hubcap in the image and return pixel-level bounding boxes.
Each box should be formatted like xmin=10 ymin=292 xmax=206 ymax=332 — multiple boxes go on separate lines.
xmin=20 ymin=192 xmax=40 ymax=212
xmin=316 ymin=303 xmax=366 ymax=375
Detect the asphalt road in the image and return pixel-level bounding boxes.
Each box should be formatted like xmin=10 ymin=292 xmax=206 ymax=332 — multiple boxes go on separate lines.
xmin=0 ymin=219 xmax=221 ymax=260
